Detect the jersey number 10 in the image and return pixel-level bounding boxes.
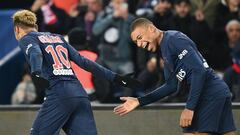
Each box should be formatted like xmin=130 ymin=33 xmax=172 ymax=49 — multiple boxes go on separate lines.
xmin=45 ymin=45 xmax=71 ymax=70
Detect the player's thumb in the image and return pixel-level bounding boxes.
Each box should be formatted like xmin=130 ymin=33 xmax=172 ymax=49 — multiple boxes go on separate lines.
xmin=120 ymin=97 xmax=128 ymax=101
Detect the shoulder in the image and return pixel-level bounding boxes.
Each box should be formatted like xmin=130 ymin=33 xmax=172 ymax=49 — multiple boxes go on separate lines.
xmin=167 ymin=31 xmax=193 ymax=44
xmin=20 ymin=31 xmax=44 ymax=42
xmin=160 ymin=30 xmax=179 ymax=50
xmin=167 ymin=31 xmax=189 ymax=47
xmin=167 ymin=30 xmax=181 ymax=38
xmin=19 ymin=34 xmax=38 ymax=46
xmin=167 ymin=31 xmax=195 ymax=53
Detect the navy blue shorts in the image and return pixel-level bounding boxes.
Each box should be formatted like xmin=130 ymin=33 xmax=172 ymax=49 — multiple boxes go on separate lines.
xmin=183 ymin=97 xmax=236 ymax=134
xmin=30 ymin=97 xmax=97 ymax=135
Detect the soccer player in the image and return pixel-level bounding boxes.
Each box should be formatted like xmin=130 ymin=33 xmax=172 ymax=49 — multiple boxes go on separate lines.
xmin=114 ymin=18 xmax=236 ymax=135
xmin=12 ymin=10 xmax=141 ymax=135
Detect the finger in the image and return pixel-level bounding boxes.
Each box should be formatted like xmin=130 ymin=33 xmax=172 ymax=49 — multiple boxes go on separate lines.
xmin=115 ymin=108 xmax=128 ymax=115
xmin=180 ymin=118 xmax=187 ymax=128
xmin=179 ymin=118 xmax=183 ymax=127
xmin=114 ymin=106 xmax=126 ymax=114
xmin=114 ymin=105 xmax=124 ymax=112
xmin=114 ymin=103 xmax=127 ymax=111
xmin=114 ymin=107 xmax=126 ymax=114
xmin=182 ymin=118 xmax=192 ymax=127
xmin=189 ymin=119 xmax=192 ymax=126
xmin=120 ymin=97 xmax=128 ymax=101
xmin=187 ymin=119 xmax=192 ymax=127
xmin=184 ymin=118 xmax=190 ymax=127
xmin=115 ymin=109 xmax=127 ymax=115
xmin=184 ymin=119 xmax=191 ymax=127
xmin=119 ymin=109 xmax=130 ymax=116
xmin=114 ymin=104 xmax=127 ymax=112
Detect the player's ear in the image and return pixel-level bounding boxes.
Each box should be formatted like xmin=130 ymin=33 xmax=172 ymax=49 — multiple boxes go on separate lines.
xmin=35 ymin=24 xmax=38 ymax=31
xmin=15 ymin=26 xmax=19 ymax=34
xmin=148 ymin=24 xmax=155 ymax=33
xmin=14 ymin=26 xmax=20 ymax=40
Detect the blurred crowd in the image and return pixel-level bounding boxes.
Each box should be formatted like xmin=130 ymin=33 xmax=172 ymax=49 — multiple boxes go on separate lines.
xmin=10 ymin=0 xmax=240 ymax=104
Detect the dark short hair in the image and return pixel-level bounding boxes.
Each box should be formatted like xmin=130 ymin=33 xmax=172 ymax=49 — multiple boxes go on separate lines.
xmin=174 ymin=0 xmax=190 ymax=5
xmin=159 ymin=0 xmax=173 ymax=3
xmin=130 ymin=18 xmax=153 ymax=33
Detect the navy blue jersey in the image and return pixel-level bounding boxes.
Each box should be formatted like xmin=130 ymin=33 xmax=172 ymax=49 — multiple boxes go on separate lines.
xmin=138 ymin=31 xmax=231 ymax=110
xmin=19 ymin=31 xmax=116 ymax=97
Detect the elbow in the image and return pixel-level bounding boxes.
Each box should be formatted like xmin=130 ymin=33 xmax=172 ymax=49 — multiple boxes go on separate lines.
xmin=166 ymin=83 xmax=177 ymax=93
xmin=169 ymin=86 xmax=177 ymax=93
xmin=30 ymin=52 xmax=43 ymax=61
xmin=30 ymin=53 xmax=43 ymax=72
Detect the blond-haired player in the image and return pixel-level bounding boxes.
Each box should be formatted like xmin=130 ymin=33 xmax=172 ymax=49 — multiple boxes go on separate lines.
xmin=13 ymin=10 xmax=141 ymax=135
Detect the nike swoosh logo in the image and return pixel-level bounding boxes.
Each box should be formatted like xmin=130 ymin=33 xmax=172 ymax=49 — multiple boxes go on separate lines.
xmin=122 ymin=80 xmax=127 ymax=85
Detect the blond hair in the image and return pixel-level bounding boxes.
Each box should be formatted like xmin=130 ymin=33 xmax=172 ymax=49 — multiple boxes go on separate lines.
xmin=12 ymin=10 xmax=37 ymax=28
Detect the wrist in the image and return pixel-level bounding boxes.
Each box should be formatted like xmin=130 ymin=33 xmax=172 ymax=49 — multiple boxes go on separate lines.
xmin=32 ymin=71 xmax=41 ymax=77
xmin=185 ymin=108 xmax=194 ymax=111
xmin=137 ymin=97 xmax=145 ymax=107
xmin=135 ymin=98 xmax=140 ymax=107
xmin=185 ymin=104 xmax=195 ymax=111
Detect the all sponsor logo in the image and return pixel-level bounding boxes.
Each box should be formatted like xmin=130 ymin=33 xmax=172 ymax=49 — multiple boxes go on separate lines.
xmin=178 ymin=49 xmax=188 ymax=60
xmin=176 ymin=69 xmax=186 ymax=81
xmin=53 ymin=69 xmax=74 ymax=75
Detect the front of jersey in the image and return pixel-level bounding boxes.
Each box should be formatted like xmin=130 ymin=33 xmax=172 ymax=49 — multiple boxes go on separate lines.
xmin=160 ymin=30 xmax=231 ymax=109
xmin=138 ymin=31 xmax=231 ymax=110
xmin=18 ymin=31 xmax=115 ymax=98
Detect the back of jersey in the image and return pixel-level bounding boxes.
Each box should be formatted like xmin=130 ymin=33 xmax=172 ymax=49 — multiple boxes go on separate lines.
xmin=31 ymin=32 xmax=77 ymax=84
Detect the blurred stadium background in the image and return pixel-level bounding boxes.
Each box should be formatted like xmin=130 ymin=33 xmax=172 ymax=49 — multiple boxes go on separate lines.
xmin=0 ymin=0 xmax=240 ymax=134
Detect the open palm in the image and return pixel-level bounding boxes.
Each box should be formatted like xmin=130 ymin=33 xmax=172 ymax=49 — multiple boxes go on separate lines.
xmin=114 ymin=97 xmax=140 ymax=116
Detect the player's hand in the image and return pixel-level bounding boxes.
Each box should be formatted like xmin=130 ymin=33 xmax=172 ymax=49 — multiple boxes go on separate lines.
xmin=179 ymin=109 xmax=194 ymax=128
xmin=31 ymin=72 xmax=50 ymax=88
xmin=114 ymin=97 xmax=139 ymax=116
xmin=114 ymin=73 xmax=143 ymax=89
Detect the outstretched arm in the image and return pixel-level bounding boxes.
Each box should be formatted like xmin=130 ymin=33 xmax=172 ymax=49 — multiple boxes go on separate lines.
xmin=66 ymin=41 xmax=142 ymax=89
xmin=114 ymin=67 xmax=178 ymax=116
xmin=67 ymin=43 xmax=116 ymax=81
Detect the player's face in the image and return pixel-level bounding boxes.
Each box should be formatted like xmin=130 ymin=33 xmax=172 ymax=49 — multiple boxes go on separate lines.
xmin=131 ymin=25 xmax=158 ymax=52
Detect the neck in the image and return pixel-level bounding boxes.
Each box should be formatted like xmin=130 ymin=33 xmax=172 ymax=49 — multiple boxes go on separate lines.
xmin=25 ymin=28 xmax=37 ymax=33
xmin=19 ymin=28 xmax=37 ymax=40
xmin=157 ymin=30 xmax=163 ymax=46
